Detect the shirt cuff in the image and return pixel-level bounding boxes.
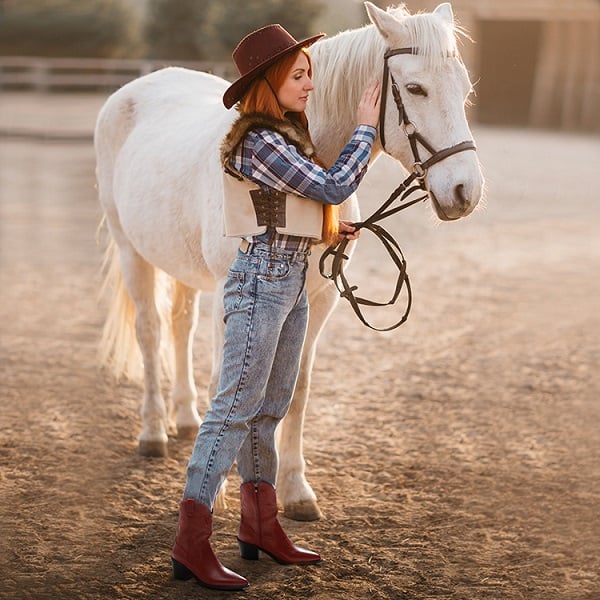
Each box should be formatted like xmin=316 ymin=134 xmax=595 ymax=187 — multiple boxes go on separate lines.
xmin=354 ymin=124 xmax=377 ymax=142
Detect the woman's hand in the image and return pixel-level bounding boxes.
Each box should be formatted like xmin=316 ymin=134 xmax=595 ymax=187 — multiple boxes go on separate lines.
xmin=337 ymin=220 xmax=361 ymax=244
xmin=357 ymin=80 xmax=381 ymax=128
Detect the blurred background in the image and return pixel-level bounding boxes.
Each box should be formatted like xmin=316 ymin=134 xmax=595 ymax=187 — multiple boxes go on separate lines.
xmin=0 ymin=0 xmax=598 ymax=131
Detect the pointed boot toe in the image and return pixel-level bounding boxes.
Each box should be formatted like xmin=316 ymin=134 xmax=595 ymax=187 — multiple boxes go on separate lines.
xmin=238 ymin=481 xmax=321 ymax=565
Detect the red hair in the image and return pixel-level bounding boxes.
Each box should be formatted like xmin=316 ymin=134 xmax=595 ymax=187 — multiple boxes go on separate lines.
xmin=241 ymin=48 xmax=339 ymax=246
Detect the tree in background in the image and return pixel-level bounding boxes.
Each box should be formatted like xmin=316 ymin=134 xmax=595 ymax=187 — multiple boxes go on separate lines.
xmin=0 ymin=0 xmax=143 ymax=57
xmin=211 ymin=0 xmax=323 ymax=57
xmin=145 ymin=0 xmax=212 ymax=60
xmin=0 ymin=0 xmax=325 ymax=62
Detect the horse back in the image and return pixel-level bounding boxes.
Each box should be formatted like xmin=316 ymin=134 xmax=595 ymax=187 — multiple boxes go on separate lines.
xmin=94 ymin=67 xmax=238 ymax=289
xmin=95 ymin=67 xmax=232 ymax=160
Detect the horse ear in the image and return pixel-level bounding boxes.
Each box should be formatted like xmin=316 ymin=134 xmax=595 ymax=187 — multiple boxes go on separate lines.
xmin=433 ymin=3 xmax=454 ymax=24
xmin=365 ymin=1 xmax=403 ymax=41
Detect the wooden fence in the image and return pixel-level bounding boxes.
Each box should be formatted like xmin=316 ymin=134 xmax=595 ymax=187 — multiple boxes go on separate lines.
xmin=0 ymin=56 xmax=237 ymax=92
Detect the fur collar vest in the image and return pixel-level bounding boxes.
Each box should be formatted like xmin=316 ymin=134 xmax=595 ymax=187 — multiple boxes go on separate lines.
xmin=220 ymin=112 xmax=315 ymax=175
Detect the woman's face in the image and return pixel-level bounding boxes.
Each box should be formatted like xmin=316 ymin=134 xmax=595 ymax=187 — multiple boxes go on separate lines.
xmin=277 ymin=52 xmax=314 ymax=113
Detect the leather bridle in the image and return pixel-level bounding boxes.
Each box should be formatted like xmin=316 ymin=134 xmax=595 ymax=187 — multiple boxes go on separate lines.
xmin=319 ymin=47 xmax=477 ymax=331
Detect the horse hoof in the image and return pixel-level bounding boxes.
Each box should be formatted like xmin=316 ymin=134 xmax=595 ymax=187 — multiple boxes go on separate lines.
xmin=138 ymin=439 xmax=168 ymax=457
xmin=176 ymin=425 xmax=199 ymax=441
xmin=283 ymin=500 xmax=322 ymax=521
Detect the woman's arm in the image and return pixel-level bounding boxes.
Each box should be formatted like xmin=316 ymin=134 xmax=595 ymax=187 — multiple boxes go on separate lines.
xmin=241 ymin=81 xmax=381 ymax=205
xmin=248 ymin=125 xmax=376 ymax=205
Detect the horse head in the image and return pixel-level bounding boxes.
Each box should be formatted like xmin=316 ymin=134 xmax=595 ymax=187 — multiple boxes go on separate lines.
xmin=366 ymin=2 xmax=484 ymax=220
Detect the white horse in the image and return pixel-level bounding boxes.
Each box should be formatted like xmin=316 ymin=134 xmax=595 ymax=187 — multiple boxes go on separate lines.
xmin=94 ymin=2 xmax=484 ymax=521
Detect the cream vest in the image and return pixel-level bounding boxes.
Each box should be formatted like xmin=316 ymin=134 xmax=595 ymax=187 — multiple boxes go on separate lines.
xmin=222 ymin=171 xmax=323 ymax=239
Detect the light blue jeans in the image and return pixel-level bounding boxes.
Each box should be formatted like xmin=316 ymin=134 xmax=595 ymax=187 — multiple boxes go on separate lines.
xmin=183 ymin=241 xmax=310 ymax=510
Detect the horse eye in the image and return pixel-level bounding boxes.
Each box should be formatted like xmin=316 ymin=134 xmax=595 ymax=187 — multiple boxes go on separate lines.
xmin=406 ymin=83 xmax=427 ymax=97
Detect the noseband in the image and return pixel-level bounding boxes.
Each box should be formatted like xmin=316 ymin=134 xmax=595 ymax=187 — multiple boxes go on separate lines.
xmin=319 ymin=47 xmax=477 ymax=331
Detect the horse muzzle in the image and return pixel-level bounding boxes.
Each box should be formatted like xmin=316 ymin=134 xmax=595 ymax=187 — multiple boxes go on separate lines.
xmin=428 ymin=159 xmax=484 ymax=221
xmin=430 ymin=185 xmax=476 ymax=221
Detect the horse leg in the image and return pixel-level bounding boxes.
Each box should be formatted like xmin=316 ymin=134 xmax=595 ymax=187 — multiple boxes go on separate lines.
xmin=119 ymin=246 xmax=169 ymax=457
xmin=277 ymin=282 xmax=339 ymax=521
xmin=169 ymin=280 xmax=202 ymax=440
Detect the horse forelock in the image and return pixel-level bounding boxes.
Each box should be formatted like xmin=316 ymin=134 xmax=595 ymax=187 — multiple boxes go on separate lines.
xmin=404 ymin=12 xmax=464 ymax=71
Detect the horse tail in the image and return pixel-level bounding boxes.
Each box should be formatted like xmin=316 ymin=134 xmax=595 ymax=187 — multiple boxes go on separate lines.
xmin=97 ymin=232 xmax=175 ymax=383
xmin=95 ymin=87 xmax=175 ymax=383
xmin=97 ymin=234 xmax=138 ymax=381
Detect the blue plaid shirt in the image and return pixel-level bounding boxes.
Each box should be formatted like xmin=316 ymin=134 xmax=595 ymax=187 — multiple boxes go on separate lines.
xmin=231 ymin=124 xmax=376 ymax=250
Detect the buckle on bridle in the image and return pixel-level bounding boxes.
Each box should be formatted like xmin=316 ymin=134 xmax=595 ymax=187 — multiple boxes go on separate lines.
xmin=412 ymin=161 xmax=427 ymax=180
xmin=402 ymin=120 xmax=417 ymax=137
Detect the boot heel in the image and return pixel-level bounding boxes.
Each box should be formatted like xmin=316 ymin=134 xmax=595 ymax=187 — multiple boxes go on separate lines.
xmin=172 ymin=558 xmax=193 ymax=580
xmin=238 ymin=538 xmax=260 ymax=560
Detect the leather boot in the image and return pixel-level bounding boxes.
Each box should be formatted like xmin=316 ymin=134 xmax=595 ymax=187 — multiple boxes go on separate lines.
xmin=172 ymin=498 xmax=248 ymax=591
xmin=238 ymin=481 xmax=321 ymax=565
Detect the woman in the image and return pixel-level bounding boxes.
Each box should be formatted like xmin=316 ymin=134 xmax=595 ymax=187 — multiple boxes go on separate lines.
xmin=172 ymin=24 xmax=381 ymax=591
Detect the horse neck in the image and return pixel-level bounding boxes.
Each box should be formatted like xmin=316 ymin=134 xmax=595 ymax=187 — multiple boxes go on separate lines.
xmin=308 ymin=25 xmax=384 ymax=167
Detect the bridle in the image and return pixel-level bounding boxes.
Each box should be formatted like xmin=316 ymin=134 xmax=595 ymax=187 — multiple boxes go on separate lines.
xmin=319 ymin=47 xmax=477 ymax=331
xmin=379 ymin=48 xmax=476 ymax=172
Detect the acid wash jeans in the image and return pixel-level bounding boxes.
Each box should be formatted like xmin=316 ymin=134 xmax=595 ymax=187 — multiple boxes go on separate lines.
xmin=183 ymin=240 xmax=310 ymax=510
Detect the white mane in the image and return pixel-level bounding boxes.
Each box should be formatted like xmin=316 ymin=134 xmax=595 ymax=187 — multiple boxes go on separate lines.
xmin=310 ymin=24 xmax=384 ymax=131
xmin=310 ymin=5 xmax=463 ymax=130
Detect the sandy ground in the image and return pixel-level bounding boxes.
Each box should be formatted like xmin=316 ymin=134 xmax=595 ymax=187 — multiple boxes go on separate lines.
xmin=0 ymin=92 xmax=599 ymax=600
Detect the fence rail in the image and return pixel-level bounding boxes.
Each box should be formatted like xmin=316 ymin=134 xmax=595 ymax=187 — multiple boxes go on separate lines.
xmin=0 ymin=56 xmax=237 ymax=92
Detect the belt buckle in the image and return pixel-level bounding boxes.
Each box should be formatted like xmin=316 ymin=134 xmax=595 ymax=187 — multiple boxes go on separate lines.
xmin=240 ymin=239 xmax=251 ymax=253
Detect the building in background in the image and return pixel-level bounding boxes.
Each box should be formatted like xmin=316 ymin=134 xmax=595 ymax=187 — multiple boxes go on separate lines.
xmin=401 ymin=0 xmax=600 ymax=132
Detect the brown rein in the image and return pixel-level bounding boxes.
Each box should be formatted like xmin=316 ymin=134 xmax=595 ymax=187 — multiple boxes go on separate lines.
xmin=319 ymin=47 xmax=477 ymax=331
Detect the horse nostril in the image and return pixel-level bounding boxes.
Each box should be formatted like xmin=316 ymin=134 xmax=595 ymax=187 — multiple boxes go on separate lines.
xmin=454 ymin=184 xmax=467 ymax=209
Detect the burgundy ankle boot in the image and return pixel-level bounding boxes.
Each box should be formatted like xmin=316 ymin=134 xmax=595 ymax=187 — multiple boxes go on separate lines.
xmin=172 ymin=498 xmax=248 ymax=591
xmin=238 ymin=481 xmax=321 ymax=565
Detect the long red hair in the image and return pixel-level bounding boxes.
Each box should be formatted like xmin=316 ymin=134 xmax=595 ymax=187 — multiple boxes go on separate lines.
xmin=240 ymin=48 xmax=339 ymax=246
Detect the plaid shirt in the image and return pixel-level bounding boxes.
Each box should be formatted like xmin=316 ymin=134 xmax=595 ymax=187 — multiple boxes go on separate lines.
xmin=231 ymin=124 xmax=376 ymax=251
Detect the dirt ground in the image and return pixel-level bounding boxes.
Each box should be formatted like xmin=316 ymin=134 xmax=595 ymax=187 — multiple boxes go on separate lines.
xmin=0 ymin=92 xmax=599 ymax=600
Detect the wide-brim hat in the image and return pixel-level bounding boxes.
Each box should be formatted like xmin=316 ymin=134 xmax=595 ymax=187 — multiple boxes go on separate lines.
xmin=223 ymin=24 xmax=325 ymax=109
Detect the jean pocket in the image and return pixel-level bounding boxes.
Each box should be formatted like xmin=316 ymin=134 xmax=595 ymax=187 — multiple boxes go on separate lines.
xmin=259 ymin=259 xmax=291 ymax=281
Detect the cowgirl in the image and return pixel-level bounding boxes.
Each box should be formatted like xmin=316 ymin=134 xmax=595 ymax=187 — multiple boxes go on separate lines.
xmin=172 ymin=24 xmax=381 ymax=591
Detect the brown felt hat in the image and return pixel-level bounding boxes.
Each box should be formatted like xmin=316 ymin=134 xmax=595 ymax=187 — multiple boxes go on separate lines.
xmin=223 ymin=24 xmax=325 ymax=109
